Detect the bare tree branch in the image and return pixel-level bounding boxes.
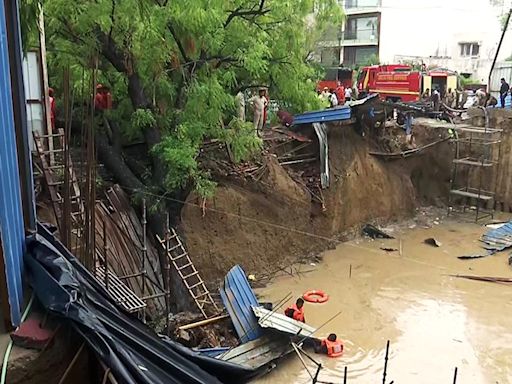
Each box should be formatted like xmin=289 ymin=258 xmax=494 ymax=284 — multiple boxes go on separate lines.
xmin=168 ymin=23 xmax=190 ymax=63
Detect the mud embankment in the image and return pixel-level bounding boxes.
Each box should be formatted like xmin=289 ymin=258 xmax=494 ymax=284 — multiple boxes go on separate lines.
xmin=180 ymin=125 xmax=451 ymax=283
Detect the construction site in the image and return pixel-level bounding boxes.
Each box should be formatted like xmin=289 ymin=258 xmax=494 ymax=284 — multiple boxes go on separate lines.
xmin=1 ymin=1 xmax=512 ymax=384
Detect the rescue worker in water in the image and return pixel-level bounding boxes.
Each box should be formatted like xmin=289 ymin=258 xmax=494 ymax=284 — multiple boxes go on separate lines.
xmin=315 ymin=333 xmax=344 ymax=358
xmin=284 ymin=298 xmax=305 ymax=323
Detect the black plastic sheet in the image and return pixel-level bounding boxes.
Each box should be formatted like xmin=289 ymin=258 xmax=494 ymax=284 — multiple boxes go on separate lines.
xmin=24 ymin=223 xmax=256 ymax=384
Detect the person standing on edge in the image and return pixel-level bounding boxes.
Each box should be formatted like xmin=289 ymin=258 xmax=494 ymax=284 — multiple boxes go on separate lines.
xmin=262 ymin=89 xmax=269 ymax=129
xmin=329 ymin=89 xmax=338 ymax=107
xmin=249 ymin=88 xmax=268 ymax=137
xmin=48 ymin=87 xmax=56 ymax=132
xmin=335 ymin=81 xmax=345 ymax=105
xmin=500 ymin=78 xmax=509 ymax=108
xmin=431 ymin=88 xmax=441 ymax=112
xmin=235 ymin=91 xmax=245 ymax=122
xmin=344 ymin=86 xmax=353 ymax=103
xmin=284 ymin=298 xmax=305 ymax=323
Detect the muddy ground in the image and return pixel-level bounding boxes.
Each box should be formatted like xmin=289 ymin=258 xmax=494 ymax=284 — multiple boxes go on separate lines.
xmin=180 ymin=123 xmax=452 ymax=285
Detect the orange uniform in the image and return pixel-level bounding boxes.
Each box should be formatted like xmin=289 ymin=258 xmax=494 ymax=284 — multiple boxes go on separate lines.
xmin=284 ymin=303 xmax=305 ymax=323
xmin=321 ymin=338 xmax=344 ymax=357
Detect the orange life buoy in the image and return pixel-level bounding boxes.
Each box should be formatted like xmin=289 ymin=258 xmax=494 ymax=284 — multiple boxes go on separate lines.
xmin=303 ymin=290 xmax=329 ymax=303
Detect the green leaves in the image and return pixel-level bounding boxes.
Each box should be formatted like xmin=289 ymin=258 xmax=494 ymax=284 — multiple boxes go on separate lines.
xmin=36 ymin=0 xmax=343 ymax=196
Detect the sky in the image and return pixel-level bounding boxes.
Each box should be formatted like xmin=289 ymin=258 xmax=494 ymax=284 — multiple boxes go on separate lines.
xmin=377 ymin=0 xmax=512 ymax=62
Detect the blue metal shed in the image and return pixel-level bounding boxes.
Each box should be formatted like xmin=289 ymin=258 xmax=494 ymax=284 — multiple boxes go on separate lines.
xmin=0 ymin=0 xmax=30 ymax=326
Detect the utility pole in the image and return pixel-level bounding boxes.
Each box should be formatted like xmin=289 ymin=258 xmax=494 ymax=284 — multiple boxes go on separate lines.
xmin=488 ymin=8 xmax=512 ymax=92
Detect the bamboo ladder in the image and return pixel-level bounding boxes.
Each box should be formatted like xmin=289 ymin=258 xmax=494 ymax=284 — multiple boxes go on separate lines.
xmin=156 ymin=228 xmax=218 ymax=318
xmin=33 ymin=130 xmax=85 ymax=250
xmin=34 ymin=131 xmax=147 ymax=315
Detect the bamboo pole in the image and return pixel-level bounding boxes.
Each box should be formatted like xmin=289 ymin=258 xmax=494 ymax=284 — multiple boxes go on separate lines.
xmin=178 ymin=314 xmax=229 ymax=331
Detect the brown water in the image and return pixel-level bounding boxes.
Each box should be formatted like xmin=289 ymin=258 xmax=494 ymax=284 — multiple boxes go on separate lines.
xmin=253 ymin=220 xmax=512 ymax=384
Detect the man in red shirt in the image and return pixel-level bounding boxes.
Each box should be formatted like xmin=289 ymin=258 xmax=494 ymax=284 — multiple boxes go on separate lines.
xmin=48 ymin=87 xmax=56 ymax=131
xmin=95 ymin=84 xmax=113 ymax=110
xmin=335 ymin=81 xmax=345 ymax=106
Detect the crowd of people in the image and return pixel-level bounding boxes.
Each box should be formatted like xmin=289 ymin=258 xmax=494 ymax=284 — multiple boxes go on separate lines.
xmin=318 ymin=82 xmax=356 ymax=108
xmin=421 ymin=83 xmax=505 ymax=110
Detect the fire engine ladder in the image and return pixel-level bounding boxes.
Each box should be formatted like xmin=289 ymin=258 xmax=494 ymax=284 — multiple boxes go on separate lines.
xmin=33 ymin=130 xmax=85 ymax=250
xmin=156 ymin=228 xmax=219 ymax=318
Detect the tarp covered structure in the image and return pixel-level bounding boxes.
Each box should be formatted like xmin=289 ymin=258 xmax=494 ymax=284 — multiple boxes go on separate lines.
xmin=24 ymin=223 xmax=258 ymax=384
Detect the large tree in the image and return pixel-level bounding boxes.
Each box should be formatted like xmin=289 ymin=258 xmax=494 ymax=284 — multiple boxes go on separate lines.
xmin=30 ymin=0 xmax=342 ymax=218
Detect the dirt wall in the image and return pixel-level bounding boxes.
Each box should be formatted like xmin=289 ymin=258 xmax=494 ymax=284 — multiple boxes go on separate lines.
xmin=180 ymin=125 xmax=451 ymax=284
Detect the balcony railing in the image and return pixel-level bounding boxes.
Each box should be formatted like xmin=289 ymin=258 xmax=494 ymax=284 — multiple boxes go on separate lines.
xmin=344 ymin=31 xmax=378 ymax=42
xmin=342 ymin=0 xmax=381 ymax=9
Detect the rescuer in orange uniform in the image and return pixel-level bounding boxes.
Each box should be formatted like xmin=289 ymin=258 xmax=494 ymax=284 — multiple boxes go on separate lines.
xmin=284 ymin=298 xmax=305 ymax=323
xmin=316 ymin=333 xmax=344 ymax=357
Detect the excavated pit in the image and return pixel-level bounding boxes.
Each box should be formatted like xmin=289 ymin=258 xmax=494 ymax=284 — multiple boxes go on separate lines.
xmin=180 ymin=122 xmax=452 ymax=285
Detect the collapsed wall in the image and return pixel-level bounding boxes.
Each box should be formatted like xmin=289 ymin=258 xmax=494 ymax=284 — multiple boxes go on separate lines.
xmin=180 ymin=123 xmax=452 ymax=283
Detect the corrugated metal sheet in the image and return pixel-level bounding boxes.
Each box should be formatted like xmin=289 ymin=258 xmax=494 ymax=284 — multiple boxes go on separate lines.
xmin=0 ymin=0 xmax=25 ymax=326
xmin=313 ymin=122 xmax=329 ymax=188
xmin=219 ymin=265 xmax=263 ymax=343
xmin=293 ymin=106 xmax=351 ymax=125
xmin=219 ymin=334 xmax=292 ymax=369
xmin=481 ymin=221 xmax=512 ymax=252
xmin=252 ymin=306 xmax=317 ymax=339
xmin=23 ymin=51 xmax=45 ymax=151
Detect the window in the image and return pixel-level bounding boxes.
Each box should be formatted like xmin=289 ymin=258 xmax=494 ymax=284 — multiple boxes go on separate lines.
xmin=321 ymin=49 xmax=340 ymax=66
xmin=345 ymin=16 xmax=378 ymax=41
xmin=459 ymin=43 xmax=480 ymax=57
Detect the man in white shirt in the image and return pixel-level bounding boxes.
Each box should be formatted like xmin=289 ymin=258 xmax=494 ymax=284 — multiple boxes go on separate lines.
xmin=329 ymin=91 xmax=338 ymax=107
xmin=249 ymin=88 xmax=268 ymax=136
xmin=345 ymin=87 xmax=352 ymax=102
xmin=235 ymin=91 xmax=245 ymax=121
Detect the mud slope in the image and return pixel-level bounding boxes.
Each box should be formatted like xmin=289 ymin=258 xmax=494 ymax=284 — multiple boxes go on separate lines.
xmin=181 ymin=125 xmax=451 ymax=282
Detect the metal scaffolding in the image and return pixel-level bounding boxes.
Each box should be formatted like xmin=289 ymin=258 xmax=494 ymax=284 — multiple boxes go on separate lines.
xmin=448 ymin=110 xmax=502 ymax=222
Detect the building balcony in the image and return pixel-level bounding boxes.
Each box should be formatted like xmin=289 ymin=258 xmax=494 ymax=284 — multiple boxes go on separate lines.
xmin=339 ymin=0 xmax=381 ymax=14
xmin=317 ymin=36 xmax=378 ymax=48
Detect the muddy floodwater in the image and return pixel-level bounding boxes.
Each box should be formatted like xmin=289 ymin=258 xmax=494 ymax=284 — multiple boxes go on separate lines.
xmin=253 ymin=219 xmax=512 ymax=384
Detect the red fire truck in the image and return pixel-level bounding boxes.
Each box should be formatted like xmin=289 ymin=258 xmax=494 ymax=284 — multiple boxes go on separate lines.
xmin=356 ymin=64 xmax=458 ymax=102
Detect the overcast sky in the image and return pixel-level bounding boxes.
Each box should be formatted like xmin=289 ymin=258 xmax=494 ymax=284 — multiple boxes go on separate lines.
xmin=379 ymin=0 xmax=512 ymax=61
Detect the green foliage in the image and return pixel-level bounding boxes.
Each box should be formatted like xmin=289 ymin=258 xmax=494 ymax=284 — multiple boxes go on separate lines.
xmin=363 ymin=54 xmax=380 ymax=66
xmin=221 ymin=119 xmax=262 ymax=163
xmin=129 ymin=109 xmax=156 ymax=138
xmin=32 ymin=0 xmax=343 ymax=196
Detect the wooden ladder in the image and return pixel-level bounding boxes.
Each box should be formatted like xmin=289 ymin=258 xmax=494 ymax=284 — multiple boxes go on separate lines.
xmin=156 ymin=228 xmax=218 ymax=318
xmin=33 ymin=130 xmax=85 ymax=249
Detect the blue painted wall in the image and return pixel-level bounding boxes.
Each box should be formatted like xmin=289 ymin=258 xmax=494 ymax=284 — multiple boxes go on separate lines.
xmin=0 ymin=0 xmax=26 ymax=326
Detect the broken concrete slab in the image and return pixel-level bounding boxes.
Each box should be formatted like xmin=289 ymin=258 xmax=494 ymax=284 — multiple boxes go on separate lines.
xmin=10 ymin=315 xmax=55 ymax=350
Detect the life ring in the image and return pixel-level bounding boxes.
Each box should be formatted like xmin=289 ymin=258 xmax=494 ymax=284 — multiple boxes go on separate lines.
xmin=303 ymin=290 xmax=329 ymax=303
